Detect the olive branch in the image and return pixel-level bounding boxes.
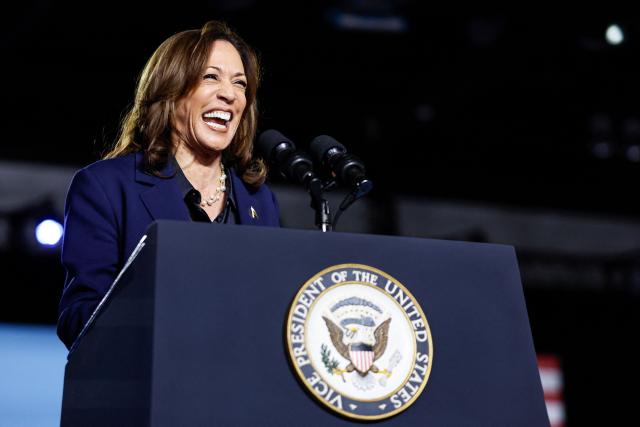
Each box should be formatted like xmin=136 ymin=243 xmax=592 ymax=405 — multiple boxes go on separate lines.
xmin=321 ymin=344 xmax=339 ymax=373
xmin=321 ymin=344 xmax=346 ymax=382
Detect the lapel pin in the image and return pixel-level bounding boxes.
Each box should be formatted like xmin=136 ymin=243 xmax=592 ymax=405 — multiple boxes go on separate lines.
xmin=249 ymin=206 xmax=259 ymax=219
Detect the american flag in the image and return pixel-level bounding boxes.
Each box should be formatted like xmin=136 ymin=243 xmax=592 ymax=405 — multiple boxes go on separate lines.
xmin=538 ymin=354 xmax=565 ymax=427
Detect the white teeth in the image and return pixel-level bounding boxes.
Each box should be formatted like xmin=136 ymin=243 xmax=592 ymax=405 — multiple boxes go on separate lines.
xmin=204 ymin=121 xmax=227 ymax=130
xmin=203 ymin=110 xmax=231 ymax=121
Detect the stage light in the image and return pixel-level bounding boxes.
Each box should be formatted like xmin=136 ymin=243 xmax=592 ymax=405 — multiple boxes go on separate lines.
xmin=326 ymin=0 xmax=408 ymax=33
xmin=591 ymin=141 xmax=613 ymax=159
xmin=415 ymin=104 xmax=435 ymax=123
xmin=35 ymin=219 xmax=63 ymax=246
xmin=605 ymin=24 xmax=624 ymax=45
xmin=626 ymin=145 xmax=640 ymax=162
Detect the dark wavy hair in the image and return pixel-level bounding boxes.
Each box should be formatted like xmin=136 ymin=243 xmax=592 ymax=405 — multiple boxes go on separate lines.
xmin=104 ymin=20 xmax=265 ymax=186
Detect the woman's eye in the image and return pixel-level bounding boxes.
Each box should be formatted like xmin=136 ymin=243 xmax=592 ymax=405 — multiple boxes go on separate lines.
xmin=203 ymin=73 xmax=219 ymax=80
xmin=234 ymin=80 xmax=248 ymax=88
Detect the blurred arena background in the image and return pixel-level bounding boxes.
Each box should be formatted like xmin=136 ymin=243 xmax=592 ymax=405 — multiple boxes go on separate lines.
xmin=1 ymin=3 xmax=639 ymax=426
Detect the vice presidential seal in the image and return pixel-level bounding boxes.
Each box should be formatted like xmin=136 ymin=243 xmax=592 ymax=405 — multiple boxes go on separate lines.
xmin=286 ymin=264 xmax=433 ymax=420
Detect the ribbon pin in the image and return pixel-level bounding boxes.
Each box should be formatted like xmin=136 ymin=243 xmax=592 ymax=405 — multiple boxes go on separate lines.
xmin=249 ymin=206 xmax=259 ymax=219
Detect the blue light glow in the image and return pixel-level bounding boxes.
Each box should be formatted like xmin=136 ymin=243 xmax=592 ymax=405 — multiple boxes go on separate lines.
xmin=605 ymin=24 xmax=624 ymax=45
xmin=35 ymin=219 xmax=63 ymax=246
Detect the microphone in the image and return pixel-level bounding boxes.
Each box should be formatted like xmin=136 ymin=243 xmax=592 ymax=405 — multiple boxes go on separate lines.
xmin=309 ymin=135 xmax=373 ymax=194
xmin=257 ymin=129 xmax=320 ymax=192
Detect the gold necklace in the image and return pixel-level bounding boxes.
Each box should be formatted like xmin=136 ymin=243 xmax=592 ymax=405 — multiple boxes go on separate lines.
xmin=200 ymin=163 xmax=226 ymax=207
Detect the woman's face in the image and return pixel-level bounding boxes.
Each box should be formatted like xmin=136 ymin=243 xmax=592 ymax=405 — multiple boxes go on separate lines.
xmin=174 ymin=39 xmax=248 ymax=155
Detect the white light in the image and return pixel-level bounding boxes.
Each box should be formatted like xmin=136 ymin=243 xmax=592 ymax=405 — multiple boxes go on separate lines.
xmin=35 ymin=219 xmax=63 ymax=246
xmin=605 ymin=24 xmax=624 ymax=45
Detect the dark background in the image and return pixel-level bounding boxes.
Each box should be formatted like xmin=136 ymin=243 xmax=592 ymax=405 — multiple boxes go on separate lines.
xmin=3 ymin=5 xmax=640 ymax=215
xmin=1 ymin=2 xmax=639 ymax=425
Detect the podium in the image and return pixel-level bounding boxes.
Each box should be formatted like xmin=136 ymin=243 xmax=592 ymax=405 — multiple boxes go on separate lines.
xmin=61 ymin=221 xmax=548 ymax=426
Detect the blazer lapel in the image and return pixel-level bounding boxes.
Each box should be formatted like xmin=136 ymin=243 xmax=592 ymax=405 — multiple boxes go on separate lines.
xmin=135 ymin=153 xmax=191 ymax=222
xmin=230 ymin=169 xmax=266 ymax=226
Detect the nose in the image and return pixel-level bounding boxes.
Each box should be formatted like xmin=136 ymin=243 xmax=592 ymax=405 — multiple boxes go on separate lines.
xmin=217 ymin=81 xmax=236 ymax=104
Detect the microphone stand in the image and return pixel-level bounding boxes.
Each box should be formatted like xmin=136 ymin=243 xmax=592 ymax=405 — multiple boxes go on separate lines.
xmin=308 ymin=178 xmax=332 ymax=232
xmin=332 ymin=178 xmax=373 ymax=229
xmin=306 ymin=176 xmax=373 ymax=232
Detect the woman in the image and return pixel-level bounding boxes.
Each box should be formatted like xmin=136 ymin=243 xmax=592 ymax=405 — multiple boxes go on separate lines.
xmin=57 ymin=21 xmax=280 ymax=349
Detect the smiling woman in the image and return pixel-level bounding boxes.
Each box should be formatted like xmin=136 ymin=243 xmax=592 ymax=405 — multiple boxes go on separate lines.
xmin=172 ymin=40 xmax=249 ymax=178
xmin=106 ymin=20 xmax=262 ymax=187
xmin=57 ymin=20 xmax=280 ymax=350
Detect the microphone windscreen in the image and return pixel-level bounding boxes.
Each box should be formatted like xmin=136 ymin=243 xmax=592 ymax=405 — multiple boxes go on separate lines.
xmin=257 ymin=129 xmax=294 ymax=162
xmin=309 ymin=135 xmax=345 ymax=164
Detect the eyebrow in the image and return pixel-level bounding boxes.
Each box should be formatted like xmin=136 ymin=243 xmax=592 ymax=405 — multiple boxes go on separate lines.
xmin=206 ymin=66 xmax=246 ymax=78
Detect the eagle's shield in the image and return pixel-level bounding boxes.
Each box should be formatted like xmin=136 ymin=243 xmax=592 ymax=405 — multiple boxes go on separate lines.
xmin=349 ymin=343 xmax=375 ymax=373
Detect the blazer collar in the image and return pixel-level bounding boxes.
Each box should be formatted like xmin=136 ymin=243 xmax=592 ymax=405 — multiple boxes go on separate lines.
xmin=134 ymin=152 xmax=172 ymax=185
xmin=134 ymin=152 xmax=268 ymax=226
xmin=135 ymin=152 xmax=191 ymax=222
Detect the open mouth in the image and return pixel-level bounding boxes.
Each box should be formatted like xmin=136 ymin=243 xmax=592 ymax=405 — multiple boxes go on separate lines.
xmin=202 ymin=109 xmax=232 ymax=131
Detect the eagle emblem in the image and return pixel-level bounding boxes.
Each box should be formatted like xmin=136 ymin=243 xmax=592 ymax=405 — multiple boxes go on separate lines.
xmin=286 ymin=265 xmax=433 ymax=420
xmin=323 ymin=316 xmax=391 ymax=376
xmin=321 ymin=296 xmax=392 ymax=377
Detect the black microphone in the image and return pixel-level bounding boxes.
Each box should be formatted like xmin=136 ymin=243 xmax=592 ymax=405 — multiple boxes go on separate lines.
xmin=257 ymin=129 xmax=320 ymax=192
xmin=309 ymin=135 xmax=373 ymax=194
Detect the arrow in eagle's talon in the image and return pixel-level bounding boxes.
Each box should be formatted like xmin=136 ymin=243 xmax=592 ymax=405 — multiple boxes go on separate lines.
xmin=378 ymin=369 xmax=392 ymax=378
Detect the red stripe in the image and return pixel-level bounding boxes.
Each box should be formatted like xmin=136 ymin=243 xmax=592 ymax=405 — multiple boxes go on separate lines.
xmin=544 ymin=390 xmax=563 ymax=401
xmin=351 ymin=350 xmax=374 ymax=372
xmin=537 ymin=354 xmax=561 ymax=369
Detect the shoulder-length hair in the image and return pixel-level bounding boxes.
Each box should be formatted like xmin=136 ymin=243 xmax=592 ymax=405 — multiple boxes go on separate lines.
xmin=104 ymin=20 xmax=265 ymax=186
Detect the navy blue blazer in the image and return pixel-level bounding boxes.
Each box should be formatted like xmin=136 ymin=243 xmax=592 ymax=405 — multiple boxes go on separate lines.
xmin=57 ymin=152 xmax=280 ymax=349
